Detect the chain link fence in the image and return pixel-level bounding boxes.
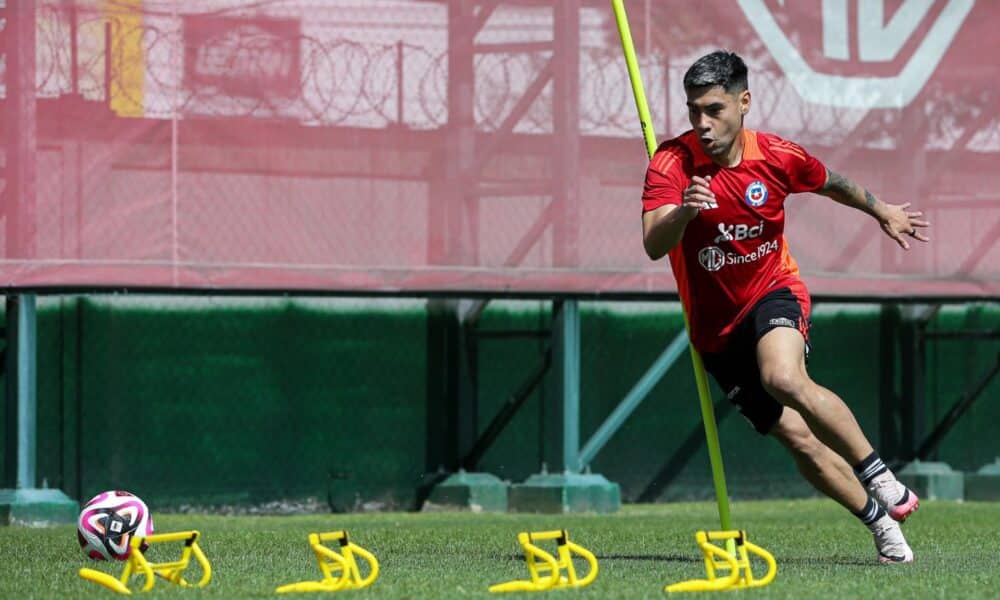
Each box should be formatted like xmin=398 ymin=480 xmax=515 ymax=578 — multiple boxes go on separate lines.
xmin=0 ymin=0 xmax=992 ymax=295
xmin=1 ymin=1 xmax=997 ymax=511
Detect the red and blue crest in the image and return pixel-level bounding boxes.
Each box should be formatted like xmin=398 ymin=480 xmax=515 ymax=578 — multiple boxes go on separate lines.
xmin=744 ymin=180 xmax=768 ymax=207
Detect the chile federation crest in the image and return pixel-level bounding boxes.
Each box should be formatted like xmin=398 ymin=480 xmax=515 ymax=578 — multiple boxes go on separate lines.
xmin=744 ymin=180 xmax=768 ymax=207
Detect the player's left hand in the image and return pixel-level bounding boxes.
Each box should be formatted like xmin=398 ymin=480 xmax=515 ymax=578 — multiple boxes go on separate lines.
xmin=881 ymin=202 xmax=930 ymax=250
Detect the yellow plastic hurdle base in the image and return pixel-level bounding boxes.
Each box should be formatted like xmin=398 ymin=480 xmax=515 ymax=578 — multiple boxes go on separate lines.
xmin=665 ymin=530 xmax=776 ymax=593
xmin=489 ymin=529 xmax=598 ymax=593
xmin=275 ymin=531 xmax=379 ymax=594
xmin=78 ymin=530 xmax=212 ymax=595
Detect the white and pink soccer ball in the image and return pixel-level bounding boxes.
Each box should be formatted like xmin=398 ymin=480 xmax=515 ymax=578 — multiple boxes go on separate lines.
xmin=77 ymin=490 xmax=154 ymax=561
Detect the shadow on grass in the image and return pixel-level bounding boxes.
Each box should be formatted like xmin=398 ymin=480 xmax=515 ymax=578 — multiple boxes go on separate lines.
xmin=775 ymin=555 xmax=875 ymax=567
xmin=599 ymin=554 xmax=704 ymax=563
xmin=503 ymin=553 xmax=701 ymax=563
xmin=504 ymin=553 xmax=874 ymax=566
xmin=599 ymin=555 xmax=877 ymax=567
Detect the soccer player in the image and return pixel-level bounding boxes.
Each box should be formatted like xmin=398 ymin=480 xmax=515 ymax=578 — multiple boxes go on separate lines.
xmin=641 ymin=51 xmax=929 ymax=564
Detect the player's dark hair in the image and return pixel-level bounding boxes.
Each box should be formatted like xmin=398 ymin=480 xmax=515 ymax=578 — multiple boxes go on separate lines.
xmin=683 ymin=50 xmax=748 ymax=95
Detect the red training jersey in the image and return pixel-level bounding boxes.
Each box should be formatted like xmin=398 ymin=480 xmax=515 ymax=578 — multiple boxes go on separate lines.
xmin=641 ymin=129 xmax=827 ymax=354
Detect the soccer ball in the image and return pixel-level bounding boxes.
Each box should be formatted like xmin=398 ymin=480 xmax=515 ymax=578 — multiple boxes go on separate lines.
xmin=77 ymin=490 xmax=154 ymax=561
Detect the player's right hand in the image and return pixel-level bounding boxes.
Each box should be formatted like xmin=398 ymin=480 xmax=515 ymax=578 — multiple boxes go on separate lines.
xmin=682 ymin=175 xmax=717 ymax=212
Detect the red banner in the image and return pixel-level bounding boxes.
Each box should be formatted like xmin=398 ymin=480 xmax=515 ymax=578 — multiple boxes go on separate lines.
xmin=0 ymin=1 xmax=995 ymax=298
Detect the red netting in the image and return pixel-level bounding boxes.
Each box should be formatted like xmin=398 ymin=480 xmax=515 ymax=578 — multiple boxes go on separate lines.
xmin=1 ymin=1 xmax=996 ymax=297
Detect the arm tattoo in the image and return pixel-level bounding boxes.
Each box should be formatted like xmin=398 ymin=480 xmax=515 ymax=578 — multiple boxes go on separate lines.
xmin=821 ymin=168 xmax=879 ymax=213
xmin=821 ymin=169 xmax=854 ymax=197
xmin=864 ymin=189 xmax=877 ymax=211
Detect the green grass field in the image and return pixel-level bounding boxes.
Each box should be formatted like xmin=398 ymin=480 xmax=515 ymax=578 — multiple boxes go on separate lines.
xmin=2 ymin=500 xmax=997 ymax=599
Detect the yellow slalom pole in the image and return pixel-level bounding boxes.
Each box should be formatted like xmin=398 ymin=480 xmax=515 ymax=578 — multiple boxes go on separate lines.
xmin=610 ymin=0 xmax=734 ymax=546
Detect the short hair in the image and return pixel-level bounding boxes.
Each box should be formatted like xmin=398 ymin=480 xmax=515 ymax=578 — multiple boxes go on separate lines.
xmin=683 ymin=50 xmax=748 ymax=94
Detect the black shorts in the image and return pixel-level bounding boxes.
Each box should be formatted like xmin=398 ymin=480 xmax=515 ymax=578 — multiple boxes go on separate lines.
xmin=701 ymin=287 xmax=810 ymax=435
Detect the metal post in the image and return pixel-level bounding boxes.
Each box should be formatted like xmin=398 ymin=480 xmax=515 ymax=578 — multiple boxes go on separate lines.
xmin=553 ymin=0 xmax=580 ymax=267
xmin=3 ymin=0 xmax=38 ymax=258
xmin=424 ymin=0 xmax=479 ymax=471
xmin=550 ymin=300 xmax=580 ymax=473
xmin=3 ymin=298 xmax=19 ymax=489
xmin=16 ymin=295 xmax=38 ymax=489
xmin=1 ymin=293 xmax=78 ymax=524
xmin=4 ymin=295 xmax=37 ymax=489
xmin=508 ymin=297 xmax=618 ymax=513
xmin=444 ymin=0 xmax=475 ymax=265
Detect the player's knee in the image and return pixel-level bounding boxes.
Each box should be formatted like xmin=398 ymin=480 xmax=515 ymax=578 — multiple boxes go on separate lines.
xmin=760 ymin=365 xmax=807 ymax=403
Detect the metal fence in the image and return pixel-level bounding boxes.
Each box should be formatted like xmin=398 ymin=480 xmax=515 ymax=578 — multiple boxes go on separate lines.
xmin=0 ymin=0 xmax=996 ymax=296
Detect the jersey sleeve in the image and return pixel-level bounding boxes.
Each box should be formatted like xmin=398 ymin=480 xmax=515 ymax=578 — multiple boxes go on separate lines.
xmin=641 ymin=144 xmax=688 ymax=212
xmin=771 ymin=138 xmax=827 ymax=193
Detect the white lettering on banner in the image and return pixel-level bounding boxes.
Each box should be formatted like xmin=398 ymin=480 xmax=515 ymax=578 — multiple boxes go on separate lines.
xmin=823 ymin=0 xmax=934 ymax=62
xmin=737 ymin=0 xmax=974 ymax=108
xmin=699 ymin=240 xmax=779 ymax=272
xmin=858 ymin=0 xmax=935 ymax=62
xmin=822 ymin=0 xmax=849 ymax=60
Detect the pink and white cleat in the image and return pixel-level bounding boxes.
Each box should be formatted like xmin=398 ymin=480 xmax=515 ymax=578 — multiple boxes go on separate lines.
xmin=872 ymin=517 xmax=914 ymax=564
xmin=867 ymin=475 xmax=920 ymax=522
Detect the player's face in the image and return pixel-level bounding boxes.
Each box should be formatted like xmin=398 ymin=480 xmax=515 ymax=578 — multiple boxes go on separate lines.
xmin=685 ymin=86 xmax=750 ymax=160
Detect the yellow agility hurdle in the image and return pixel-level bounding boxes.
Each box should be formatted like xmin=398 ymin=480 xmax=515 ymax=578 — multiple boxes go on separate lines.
xmin=275 ymin=531 xmax=379 ymax=593
xmin=665 ymin=530 xmax=776 ymax=593
xmin=489 ymin=529 xmax=598 ymax=593
xmin=78 ymin=530 xmax=212 ymax=594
